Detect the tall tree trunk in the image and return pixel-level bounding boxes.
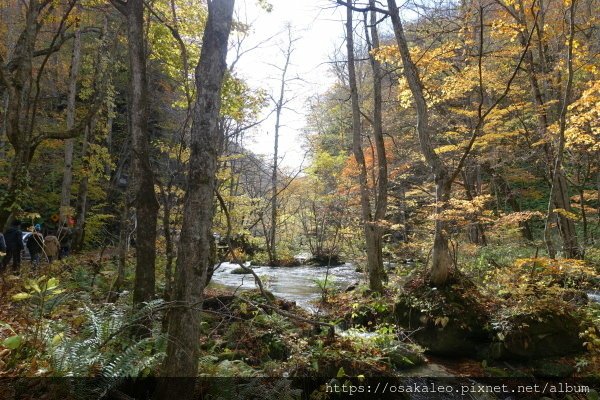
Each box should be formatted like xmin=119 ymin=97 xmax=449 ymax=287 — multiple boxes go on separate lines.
xmin=369 ymin=3 xmax=388 ymax=279
xmin=345 ymin=4 xmax=384 ymax=292
xmin=387 ymin=0 xmax=453 ymax=285
xmin=543 ymin=0 xmax=580 ymax=259
xmin=123 ymin=0 xmax=160 ymax=319
xmin=72 ymin=16 xmax=109 ymax=252
xmin=115 ymin=196 xmax=130 ymax=293
xmin=157 ymin=0 xmax=234 ymax=393
xmin=0 ymin=148 xmax=33 ymax=228
xmin=270 ymin=109 xmax=279 ymax=264
xmin=60 ymin=28 xmax=82 ymax=227
xmin=161 ymin=190 xmax=175 ymax=303
xmin=549 ymin=171 xmax=580 ymax=257
xmin=432 ymin=174 xmax=453 ymax=285
xmin=72 ymin=122 xmax=92 ymax=251
xmin=268 ymin=26 xmax=294 ymax=265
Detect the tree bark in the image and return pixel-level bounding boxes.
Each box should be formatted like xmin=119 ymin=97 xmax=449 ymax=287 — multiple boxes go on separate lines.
xmin=60 ymin=28 xmax=82 ymax=227
xmin=157 ymin=0 xmax=234 ymax=394
xmin=120 ymin=0 xmax=160 ymax=322
xmin=72 ymin=121 xmax=92 ymax=251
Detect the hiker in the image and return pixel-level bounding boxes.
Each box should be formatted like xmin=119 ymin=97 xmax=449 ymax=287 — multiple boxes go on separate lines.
xmin=44 ymin=233 xmax=60 ymax=262
xmin=2 ymin=220 xmax=23 ymax=273
xmin=26 ymin=225 xmax=45 ymax=267
xmin=0 ymin=233 xmax=6 ymax=254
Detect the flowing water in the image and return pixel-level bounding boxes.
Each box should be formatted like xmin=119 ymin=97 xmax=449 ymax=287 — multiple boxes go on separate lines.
xmin=588 ymin=291 xmax=600 ymax=304
xmin=208 ymin=262 xmax=361 ymax=311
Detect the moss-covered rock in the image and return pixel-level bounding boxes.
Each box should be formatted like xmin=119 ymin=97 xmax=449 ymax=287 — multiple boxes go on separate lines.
xmin=217 ymin=349 xmax=245 ymax=361
xmin=308 ymin=254 xmax=344 ymax=266
xmin=490 ymin=311 xmax=583 ymax=360
xmin=394 ymin=273 xmax=492 ymax=357
xmin=532 ymin=360 xmax=575 ymax=378
xmin=231 ymin=267 xmax=254 ymax=274
xmin=383 ymin=343 xmax=425 ymax=369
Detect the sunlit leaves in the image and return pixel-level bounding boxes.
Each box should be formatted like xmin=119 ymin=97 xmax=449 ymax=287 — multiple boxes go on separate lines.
xmin=221 ymin=74 xmax=267 ymax=123
xmin=565 ymin=80 xmax=600 ymax=152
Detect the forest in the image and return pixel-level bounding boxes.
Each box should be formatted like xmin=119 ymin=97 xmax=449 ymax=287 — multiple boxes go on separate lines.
xmin=0 ymin=0 xmax=599 ymax=399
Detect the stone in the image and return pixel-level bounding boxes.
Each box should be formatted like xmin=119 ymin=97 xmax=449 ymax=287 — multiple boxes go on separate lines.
xmin=532 ymin=360 xmax=575 ymax=378
xmin=231 ymin=267 xmax=253 ymax=274
xmin=393 ymin=276 xmax=491 ymax=357
xmin=383 ymin=343 xmax=425 ymax=369
xmin=491 ymin=312 xmax=583 ymax=360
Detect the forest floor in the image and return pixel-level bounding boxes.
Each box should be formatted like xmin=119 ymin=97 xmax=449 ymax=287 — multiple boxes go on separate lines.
xmin=0 ymin=248 xmax=598 ymax=400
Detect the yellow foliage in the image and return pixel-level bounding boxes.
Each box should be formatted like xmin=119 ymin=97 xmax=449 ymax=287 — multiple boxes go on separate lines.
xmin=566 ymin=80 xmax=600 ymax=151
xmin=553 ymin=208 xmax=580 ymax=221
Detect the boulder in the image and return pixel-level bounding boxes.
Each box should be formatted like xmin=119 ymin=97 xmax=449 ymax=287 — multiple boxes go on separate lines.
xmin=383 ymin=343 xmax=425 ymax=369
xmin=393 ymin=274 xmax=491 ymax=357
xmin=532 ymin=360 xmax=575 ymax=378
xmin=490 ymin=312 xmax=583 ymax=360
xmin=231 ymin=267 xmax=253 ymax=274
xmin=307 ymin=254 xmax=344 ymax=266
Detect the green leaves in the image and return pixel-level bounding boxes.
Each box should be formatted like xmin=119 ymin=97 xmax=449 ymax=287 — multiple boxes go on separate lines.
xmin=12 ymin=293 xmax=32 ymax=301
xmin=0 ymin=321 xmax=22 ymax=350
xmin=19 ymin=276 xmax=64 ymax=299
xmin=2 ymin=335 xmax=22 ymax=350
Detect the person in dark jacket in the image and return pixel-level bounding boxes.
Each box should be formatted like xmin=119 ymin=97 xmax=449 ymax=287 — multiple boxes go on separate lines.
xmin=0 ymin=233 xmax=6 ymax=253
xmin=26 ymin=225 xmax=44 ymax=267
xmin=3 ymin=220 xmax=23 ymax=273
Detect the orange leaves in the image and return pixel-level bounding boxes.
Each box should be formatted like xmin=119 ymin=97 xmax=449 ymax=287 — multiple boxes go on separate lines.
xmin=494 ymin=211 xmax=543 ymax=227
xmin=435 ymin=195 xmax=493 ymax=225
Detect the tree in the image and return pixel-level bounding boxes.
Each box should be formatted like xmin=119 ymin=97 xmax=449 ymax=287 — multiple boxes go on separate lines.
xmin=59 ymin=27 xmax=82 ymax=228
xmin=110 ymin=0 xmax=160 ymax=324
xmin=382 ymin=0 xmax=532 ymax=285
xmin=157 ymin=0 xmax=234 ymax=391
xmin=265 ymin=25 xmax=297 ymax=265
xmin=343 ymin=2 xmax=387 ymax=291
xmin=0 ymin=0 xmax=103 ymax=229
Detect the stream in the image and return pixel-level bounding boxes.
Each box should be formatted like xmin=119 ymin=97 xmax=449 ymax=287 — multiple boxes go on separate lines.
xmin=210 ymin=262 xmax=600 ymax=309
xmin=208 ymin=262 xmax=361 ymax=311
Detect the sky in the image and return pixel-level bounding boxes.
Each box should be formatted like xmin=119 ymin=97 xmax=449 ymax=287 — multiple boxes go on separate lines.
xmin=231 ymin=0 xmax=347 ymax=171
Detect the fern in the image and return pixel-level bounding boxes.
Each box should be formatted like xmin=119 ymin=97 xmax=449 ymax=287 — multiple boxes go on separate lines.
xmin=214 ymin=378 xmax=302 ymax=400
xmin=102 ymin=337 xmax=163 ymax=377
xmin=47 ymin=303 xmax=165 ymax=378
